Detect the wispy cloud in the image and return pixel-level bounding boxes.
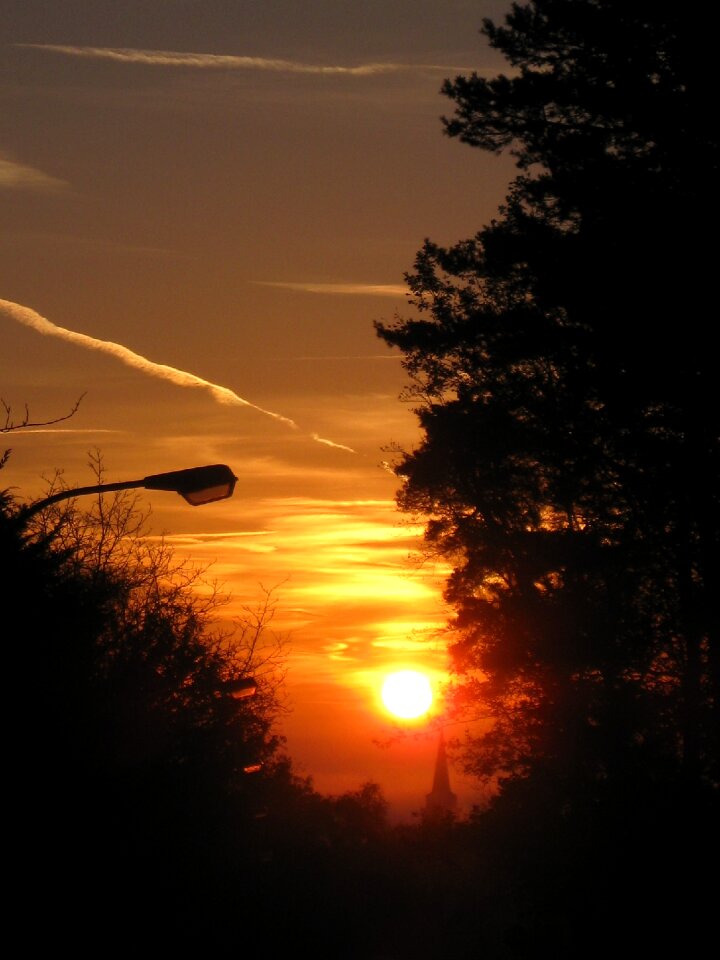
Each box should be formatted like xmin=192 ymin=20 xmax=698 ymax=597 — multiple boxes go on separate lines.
xmin=311 ymin=433 xmax=356 ymax=453
xmin=0 ymin=231 xmax=187 ymax=259
xmin=11 ymin=427 xmax=121 ymax=435
xmin=15 ymin=44 xmax=465 ymax=76
xmin=296 ymin=355 xmax=401 ymax=361
xmin=251 ymin=281 xmax=409 ymax=297
xmin=0 ymin=155 xmax=67 ymax=192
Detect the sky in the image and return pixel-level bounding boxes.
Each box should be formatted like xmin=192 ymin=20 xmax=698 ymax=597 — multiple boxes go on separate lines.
xmin=1 ymin=0 xmax=514 ymax=821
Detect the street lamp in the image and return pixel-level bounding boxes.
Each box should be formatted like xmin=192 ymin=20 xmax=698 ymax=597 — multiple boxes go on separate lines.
xmin=218 ymin=676 xmax=258 ymax=700
xmin=215 ymin=676 xmax=263 ymax=773
xmin=22 ymin=463 xmax=238 ymax=519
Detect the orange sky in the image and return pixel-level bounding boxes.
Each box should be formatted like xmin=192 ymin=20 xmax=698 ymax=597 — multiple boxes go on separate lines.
xmin=2 ymin=0 xmax=511 ymax=820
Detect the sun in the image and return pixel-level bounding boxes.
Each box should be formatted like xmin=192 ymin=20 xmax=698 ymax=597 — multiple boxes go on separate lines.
xmin=381 ymin=670 xmax=433 ymax=720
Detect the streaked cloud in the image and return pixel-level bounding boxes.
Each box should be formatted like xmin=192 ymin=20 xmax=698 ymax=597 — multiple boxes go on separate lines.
xmin=9 ymin=427 xmax=121 ymax=435
xmin=310 ymin=433 xmax=356 ymax=453
xmin=252 ymin=281 xmax=409 ymax=297
xmin=0 ymin=155 xmax=67 ymax=192
xmin=16 ymin=44 xmax=465 ymax=77
xmin=295 ymin=354 xmax=401 ymax=361
xmin=0 ymin=231 xmax=187 ymax=259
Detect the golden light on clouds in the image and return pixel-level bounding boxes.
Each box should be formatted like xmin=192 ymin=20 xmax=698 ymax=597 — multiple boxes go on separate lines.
xmin=161 ymin=496 xmax=450 ymax=693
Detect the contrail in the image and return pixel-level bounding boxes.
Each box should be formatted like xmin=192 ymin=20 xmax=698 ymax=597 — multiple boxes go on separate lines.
xmin=1 ymin=298 xmax=297 ymax=428
xmin=14 ymin=44 xmax=466 ymax=76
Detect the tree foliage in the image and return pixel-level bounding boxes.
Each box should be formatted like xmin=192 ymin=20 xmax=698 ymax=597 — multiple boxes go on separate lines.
xmin=1 ymin=456 xmax=301 ymax=945
xmin=376 ymin=0 xmax=719 ymax=805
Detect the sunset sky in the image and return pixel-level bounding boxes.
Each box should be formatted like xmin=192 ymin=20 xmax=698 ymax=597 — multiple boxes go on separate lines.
xmin=2 ymin=0 xmax=513 ymax=819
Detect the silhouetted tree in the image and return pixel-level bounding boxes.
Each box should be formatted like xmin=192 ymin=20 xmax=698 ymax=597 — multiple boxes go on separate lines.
xmin=1 ymin=456 xmax=297 ymax=947
xmin=376 ymin=0 xmax=718 ymax=816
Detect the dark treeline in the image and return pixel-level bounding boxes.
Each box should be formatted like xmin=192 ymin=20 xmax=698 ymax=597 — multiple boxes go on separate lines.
xmin=374 ymin=0 xmax=719 ymax=954
xmin=4 ymin=1 xmax=718 ymax=956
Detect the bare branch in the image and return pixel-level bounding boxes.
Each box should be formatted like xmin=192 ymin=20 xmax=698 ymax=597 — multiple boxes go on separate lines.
xmin=1 ymin=393 xmax=86 ymax=433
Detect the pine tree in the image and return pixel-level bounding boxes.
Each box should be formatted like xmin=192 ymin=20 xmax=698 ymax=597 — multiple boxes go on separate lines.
xmin=376 ymin=0 xmax=719 ymax=803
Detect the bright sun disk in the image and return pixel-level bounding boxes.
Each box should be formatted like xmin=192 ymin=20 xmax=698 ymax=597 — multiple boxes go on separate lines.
xmin=381 ymin=670 xmax=433 ymax=719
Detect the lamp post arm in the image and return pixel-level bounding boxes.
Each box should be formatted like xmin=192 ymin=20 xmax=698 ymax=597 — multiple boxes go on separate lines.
xmin=21 ymin=479 xmax=145 ymax=520
xmin=18 ymin=463 xmax=237 ymax=520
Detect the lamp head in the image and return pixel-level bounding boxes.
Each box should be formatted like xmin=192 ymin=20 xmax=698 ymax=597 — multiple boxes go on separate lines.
xmin=143 ymin=464 xmax=238 ymax=505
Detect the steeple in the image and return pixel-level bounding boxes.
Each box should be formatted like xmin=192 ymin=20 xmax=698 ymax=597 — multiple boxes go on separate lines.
xmin=425 ymin=730 xmax=458 ymax=817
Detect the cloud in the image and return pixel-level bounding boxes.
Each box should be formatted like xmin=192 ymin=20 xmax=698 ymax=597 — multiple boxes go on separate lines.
xmin=0 ymin=155 xmax=67 ymax=192
xmin=296 ymin=355 xmax=401 ymax=361
xmin=1 ymin=298 xmax=297 ymax=428
xmin=10 ymin=428 xmax=120 ymax=435
xmin=2 ymin=231 xmax=187 ymax=259
xmin=251 ymin=281 xmax=409 ymax=297
xmin=15 ymin=44 xmax=464 ymax=76
xmin=311 ymin=433 xmax=356 ymax=454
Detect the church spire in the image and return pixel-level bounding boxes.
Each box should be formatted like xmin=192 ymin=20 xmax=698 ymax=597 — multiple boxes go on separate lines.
xmin=425 ymin=730 xmax=458 ymax=817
